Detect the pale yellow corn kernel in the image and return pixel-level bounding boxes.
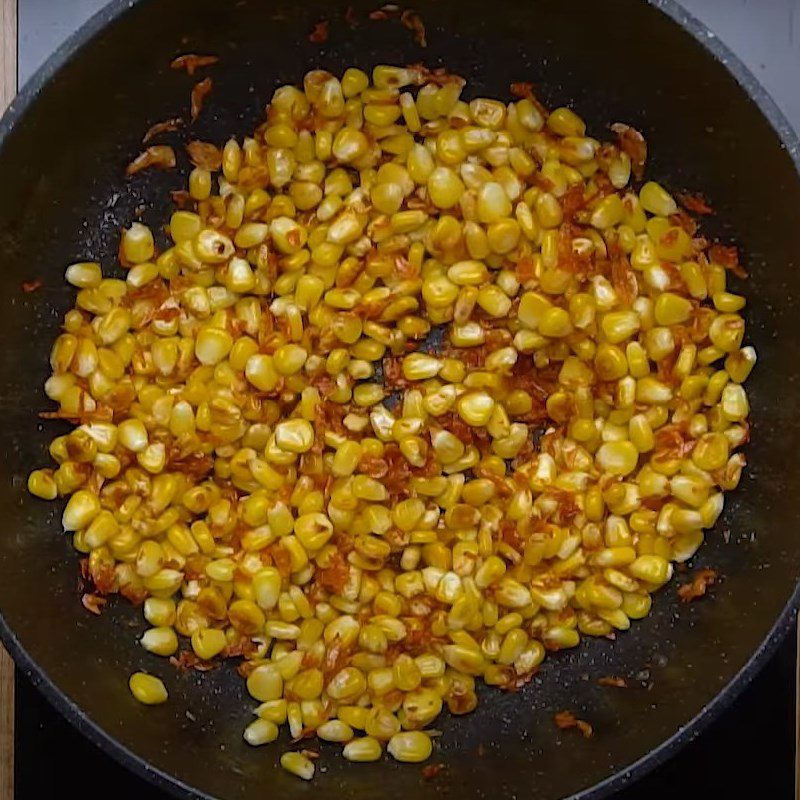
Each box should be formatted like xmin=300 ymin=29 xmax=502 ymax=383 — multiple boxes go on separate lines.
xmin=601 ymin=310 xmax=640 ymax=344
xmin=247 ymin=664 xmax=283 ymax=702
xmin=639 ymin=181 xmax=677 ymax=216
xmin=243 ymin=718 xmax=279 ymax=747
xmin=280 ymin=752 xmax=314 ymax=781
xmin=456 ymin=391 xmax=495 ymax=427
xmin=596 ymin=441 xmax=638 ymax=477
xmin=343 ymin=736 xmax=383 ymax=762
xmin=387 ymin=731 xmax=433 ymax=763
xmin=654 ymin=292 xmax=692 ymax=325
xmin=129 ymin=672 xmax=168 ymax=705
xmin=122 ymin=223 xmax=154 ymax=264
xmin=427 ymin=167 xmax=465 ymax=209
xmin=255 ymin=699 xmax=288 ymax=724
xmin=28 ymin=469 xmax=57 ymax=500
xmin=65 ymin=261 xmax=102 ymax=288
xmin=190 ymin=627 xmax=227 ymax=660
xmin=547 ymin=107 xmax=586 ymax=136
xmin=629 ymin=554 xmax=671 ymax=585
xmin=140 ymin=627 xmax=178 ymax=657
xmin=274 ymin=419 xmax=314 ymax=453
xmin=62 ymin=489 xmax=101 ymax=530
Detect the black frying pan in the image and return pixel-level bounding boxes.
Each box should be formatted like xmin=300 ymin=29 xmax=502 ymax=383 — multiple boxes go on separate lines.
xmin=1 ymin=1 xmax=799 ymax=798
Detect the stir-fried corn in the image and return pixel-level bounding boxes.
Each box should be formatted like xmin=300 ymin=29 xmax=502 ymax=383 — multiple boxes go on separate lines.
xmin=29 ymin=64 xmax=753 ymax=772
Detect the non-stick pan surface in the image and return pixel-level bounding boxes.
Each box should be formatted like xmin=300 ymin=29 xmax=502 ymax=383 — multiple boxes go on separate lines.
xmin=1 ymin=1 xmax=799 ymax=798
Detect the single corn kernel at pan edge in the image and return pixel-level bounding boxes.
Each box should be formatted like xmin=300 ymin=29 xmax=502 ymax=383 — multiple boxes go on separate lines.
xmin=280 ymin=751 xmax=315 ymax=780
xmin=129 ymin=672 xmax=168 ymax=705
xmin=28 ymin=63 xmax=754 ymax=776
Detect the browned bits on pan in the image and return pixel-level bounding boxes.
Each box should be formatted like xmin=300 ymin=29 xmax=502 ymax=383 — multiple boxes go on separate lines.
xmin=309 ymin=20 xmax=329 ymax=43
xmin=678 ymin=191 xmax=714 ymax=216
xmin=142 ymin=117 xmax=183 ymax=144
xmin=554 ymin=711 xmax=593 ymax=738
xmin=597 ymin=676 xmax=628 ymax=688
xmin=677 ymin=568 xmax=718 ymax=603
xmin=191 ymin=77 xmax=213 ymax=122
xmin=126 ymin=145 xmax=177 ymax=176
xmin=21 ymin=278 xmax=43 ymax=293
xmin=186 ymin=140 xmax=222 ymax=170
xmin=170 ymin=53 xmax=219 ymax=76
xmin=81 ymin=593 xmax=107 ymax=615
xmin=611 ymin=121 xmax=647 ymax=179
xmin=401 ymin=9 xmax=427 ymax=46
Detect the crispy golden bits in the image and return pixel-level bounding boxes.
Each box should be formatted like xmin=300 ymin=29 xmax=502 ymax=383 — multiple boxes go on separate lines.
xmin=30 ymin=64 xmax=753 ymax=773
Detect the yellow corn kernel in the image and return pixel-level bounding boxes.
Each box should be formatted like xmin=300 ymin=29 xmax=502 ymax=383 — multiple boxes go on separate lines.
xmin=280 ymin=751 xmax=314 ymax=781
xmin=129 ymin=672 xmax=168 ymax=705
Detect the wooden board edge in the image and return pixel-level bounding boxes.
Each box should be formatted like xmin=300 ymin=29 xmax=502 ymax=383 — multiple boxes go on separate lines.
xmin=1 ymin=2 xmax=17 ymax=797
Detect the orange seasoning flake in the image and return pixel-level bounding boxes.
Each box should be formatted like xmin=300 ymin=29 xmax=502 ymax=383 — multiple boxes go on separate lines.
xmin=126 ymin=145 xmax=177 ymax=176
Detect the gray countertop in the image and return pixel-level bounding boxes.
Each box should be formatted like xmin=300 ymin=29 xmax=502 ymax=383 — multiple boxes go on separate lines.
xmin=18 ymin=0 xmax=800 ymax=132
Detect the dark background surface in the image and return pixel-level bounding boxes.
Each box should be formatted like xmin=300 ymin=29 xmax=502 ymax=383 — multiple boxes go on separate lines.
xmin=16 ymin=633 xmax=796 ymax=798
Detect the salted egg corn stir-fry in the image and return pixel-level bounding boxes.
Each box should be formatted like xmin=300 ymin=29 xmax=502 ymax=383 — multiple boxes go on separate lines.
xmin=27 ymin=65 xmax=754 ymax=776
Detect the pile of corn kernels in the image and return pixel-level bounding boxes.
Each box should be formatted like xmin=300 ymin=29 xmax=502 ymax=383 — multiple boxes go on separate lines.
xmin=27 ymin=65 xmax=754 ymax=778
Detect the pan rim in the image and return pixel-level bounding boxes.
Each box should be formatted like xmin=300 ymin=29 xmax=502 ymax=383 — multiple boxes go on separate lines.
xmin=0 ymin=1 xmax=798 ymax=799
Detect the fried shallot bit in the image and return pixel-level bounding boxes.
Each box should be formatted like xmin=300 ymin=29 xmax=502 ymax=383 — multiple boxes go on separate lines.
xmin=611 ymin=122 xmax=647 ymax=179
xmin=554 ymin=710 xmax=593 ymax=738
xmin=142 ymin=117 xmax=183 ymax=144
xmin=401 ymin=9 xmax=427 ymax=46
xmin=422 ymin=763 xmax=446 ymax=780
xmin=21 ymin=278 xmax=42 ymax=293
xmin=597 ymin=676 xmax=628 ymax=688
xmin=510 ymin=82 xmax=534 ymax=99
xmin=344 ymin=5 xmax=358 ymax=26
xmin=708 ymin=244 xmax=748 ymax=279
xmin=309 ymin=20 xmax=329 ymax=43
xmin=677 ymin=191 xmax=714 ymax=215
xmin=369 ymin=4 xmax=400 ymax=20
xmin=677 ymin=568 xmax=718 ymax=603
xmin=126 ymin=145 xmax=177 ymax=176
xmin=191 ymin=77 xmax=213 ymax=122
xmin=81 ymin=593 xmax=107 ymax=615
xmin=186 ymin=140 xmax=222 ymax=170
xmin=170 ymin=53 xmax=219 ymax=76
